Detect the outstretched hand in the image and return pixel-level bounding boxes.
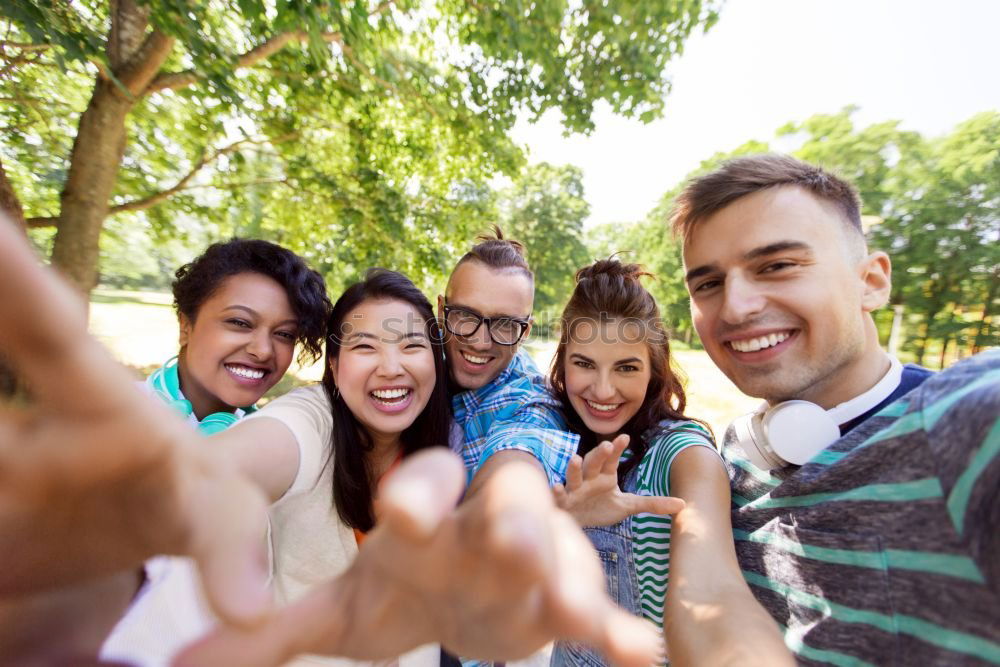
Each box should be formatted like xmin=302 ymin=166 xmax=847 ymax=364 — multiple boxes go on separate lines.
xmin=176 ymin=448 xmax=664 ymax=667
xmin=0 ymin=216 xmax=271 ymax=627
xmin=553 ymin=434 xmax=685 ymax=527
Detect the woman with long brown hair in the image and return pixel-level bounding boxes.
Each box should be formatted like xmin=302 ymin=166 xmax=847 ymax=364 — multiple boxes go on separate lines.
xmin=549 ymin=258 xmax=790 ymax=666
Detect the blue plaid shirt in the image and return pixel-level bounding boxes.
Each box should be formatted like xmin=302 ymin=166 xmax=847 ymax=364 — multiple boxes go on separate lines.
xmin=452 ymin=351 xmax=577 ymax=486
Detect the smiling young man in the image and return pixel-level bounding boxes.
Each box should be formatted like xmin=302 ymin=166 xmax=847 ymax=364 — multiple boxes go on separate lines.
xmin=439 ymin=229 xmax=579 ymax=494
xmin=674 ymin=154 xmax=1000 ymax=665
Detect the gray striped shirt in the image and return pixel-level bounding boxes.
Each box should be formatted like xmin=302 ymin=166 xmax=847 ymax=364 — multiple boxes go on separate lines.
xmin=725 ymin=350 xmax=1000 ymax=665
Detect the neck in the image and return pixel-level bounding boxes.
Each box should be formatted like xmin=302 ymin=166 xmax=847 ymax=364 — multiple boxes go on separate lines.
xmin=789 ymin=326 xmax=892 ymax=411
xmin=366 ymin=429 xmax=403 ymax=477
xmin=175 ymin=354 xmax=232 ymax=421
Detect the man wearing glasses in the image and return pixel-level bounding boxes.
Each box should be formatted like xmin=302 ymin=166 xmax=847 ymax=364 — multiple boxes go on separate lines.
xmin=438 ymin=227 xmax=578 ymax=495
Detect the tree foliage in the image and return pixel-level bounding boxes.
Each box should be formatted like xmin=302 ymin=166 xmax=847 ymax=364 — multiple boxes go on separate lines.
xmin=1 ymin=0 xmax=721 ymax=295
xmin=501 ymin=162 xmax=590 ymax=321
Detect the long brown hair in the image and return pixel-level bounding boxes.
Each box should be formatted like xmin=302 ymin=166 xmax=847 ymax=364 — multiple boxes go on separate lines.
xmin=550 ymin=258 xmax=708 ymax=483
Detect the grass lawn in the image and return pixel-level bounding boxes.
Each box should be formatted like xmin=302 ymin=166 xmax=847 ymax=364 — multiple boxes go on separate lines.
xmin=92 ymin=289 xmax=754 ymax=438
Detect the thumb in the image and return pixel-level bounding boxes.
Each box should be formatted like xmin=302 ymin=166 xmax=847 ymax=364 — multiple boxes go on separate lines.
xmin=376 ymin=448 xmax=465 ymax=543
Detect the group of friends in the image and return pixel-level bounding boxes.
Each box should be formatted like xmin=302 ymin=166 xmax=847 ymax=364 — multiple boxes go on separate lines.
xmin=0 ymin=154 xmax=996 ymax=666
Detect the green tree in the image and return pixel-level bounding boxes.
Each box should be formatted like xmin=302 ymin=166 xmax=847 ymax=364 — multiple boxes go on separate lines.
xmin=502 ymin=162 xmax=590 ymax=322
xmin=2 ymin=0 xmax=721 ymax=295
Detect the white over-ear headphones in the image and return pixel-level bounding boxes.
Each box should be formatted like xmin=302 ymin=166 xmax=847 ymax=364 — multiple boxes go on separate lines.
xmin=731 ymin=356 xmax=903 ymax=470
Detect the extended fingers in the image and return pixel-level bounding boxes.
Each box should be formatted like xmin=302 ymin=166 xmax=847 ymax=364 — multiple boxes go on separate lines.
xmin=542 ymin=512 xmax=662 ymax=667
xmin=602 ymin=434 xmax=630 ymax=475
xmin=581 ymin=441 xmax=612 ymax=480
xmin=626 ymin=493 xmax=686 ymax=517
xmin=565 ymin=454 xmax=584 ymax=491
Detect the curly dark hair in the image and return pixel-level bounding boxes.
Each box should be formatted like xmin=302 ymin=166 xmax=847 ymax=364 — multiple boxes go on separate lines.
xmin=172 ymin=239 xmax=331 ymax=364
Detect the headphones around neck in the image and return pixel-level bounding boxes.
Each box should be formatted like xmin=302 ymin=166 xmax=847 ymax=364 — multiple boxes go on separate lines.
xmin=730 ymin=355 xmax=903 ymax=470
xmin=147 ymin=356 xmax=255 ymax=435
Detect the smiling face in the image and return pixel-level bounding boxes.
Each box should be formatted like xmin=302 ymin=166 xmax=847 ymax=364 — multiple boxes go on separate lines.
xmin=563 ymin=319 xmax=652 ymax=438
xmin=439 ymin=260 xmax=534 ymax=390
xmin=178 ymin=271 xmax=298 ymax=419
xmin=329 ymin=298 xmax=437 ymax=445
xmin=683 ymin=185 xmax=891 ymax=407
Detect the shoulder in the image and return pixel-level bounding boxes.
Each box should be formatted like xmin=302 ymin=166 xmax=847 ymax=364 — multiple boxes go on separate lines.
xmin=905 ymin=351 xmax=1000 ymax=483
xmin=646 ymin=419 xmax=715 ymax=454
xmin=248 ymin=384 xmax=332 ymax=429
xmin=480 ymin=352 xmax=563 ymax=414
xmin=638 ymin=419 xmax=719 ymax=487
xmin=260 ymin=383 xmax=330 ymax=410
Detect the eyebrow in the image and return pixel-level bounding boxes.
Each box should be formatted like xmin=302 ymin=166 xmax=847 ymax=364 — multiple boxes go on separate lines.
xmin=448 ymin=302 xmax=530 ymax=320
xmin=569 ymin=353 xmax=643 ymax=366
xmin=223 ymin=305 xmax=298 ymax=327
xmin=343 ymin=331 xmax=428 ymax=343
xmin=685 ymin=240 xmax=814 ymax=283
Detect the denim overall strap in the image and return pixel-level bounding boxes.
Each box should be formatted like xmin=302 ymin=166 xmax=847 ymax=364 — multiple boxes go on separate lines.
xmin=551 ymin=466 xmax=642 ymax=667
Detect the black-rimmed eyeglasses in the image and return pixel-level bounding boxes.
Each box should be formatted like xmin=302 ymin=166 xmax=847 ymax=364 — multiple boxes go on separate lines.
xmin=442 ymin=304 xmax=530 ymax=346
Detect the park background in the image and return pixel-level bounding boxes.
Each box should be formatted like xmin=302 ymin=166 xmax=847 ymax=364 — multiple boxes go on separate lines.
xmin=2 ymin=0 xmax=997 ymax=434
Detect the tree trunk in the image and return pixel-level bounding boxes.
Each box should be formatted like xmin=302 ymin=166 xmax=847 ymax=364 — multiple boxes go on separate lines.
xmin=973 ymin=277 xmax=998 ymax=354
xmin=49 ymin=0 xmax=174 ymax=293
xmin=0 ymin=158 xmax=26 ymax=398
xmin=887 ymin=304 xmax=905 ymax=357
xmin=50 ymin=80 xmax=132 ymax=292
xmin=939 ymin=336 xmax=951 ymax=370
xmin=0 ymin=158 xmax=25 ymax=231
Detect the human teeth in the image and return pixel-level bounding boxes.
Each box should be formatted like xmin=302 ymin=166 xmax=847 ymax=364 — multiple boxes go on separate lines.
xmin=227 ymin=365 xmax=265 ymax=379
xmin=586 ymin=400 xmax=621 ymax=412
xmin=372 ymin=388 xmax=410 ymax=399
xmin=462 ymin=352 xmax=489 ymax=365
xmin=729 ymin=331 xmax=790 ymax=353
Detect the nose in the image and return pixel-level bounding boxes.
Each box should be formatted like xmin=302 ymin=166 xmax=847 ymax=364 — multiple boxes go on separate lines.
xmin=720 ymin=274 xmax=766 ymax=324
xmin=592 ymin=372 xmax=616 ymax=402
xmin=246 ymin=329 xmax=274 ymax=362
xmin=377 ymin=347 xmax=404 ymax=378
xmin=465 ymin=321 xmax=493 ymax=351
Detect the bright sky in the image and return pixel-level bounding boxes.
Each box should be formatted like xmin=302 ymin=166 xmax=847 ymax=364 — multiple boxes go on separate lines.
xmin=512 ymin=0 xmax=1000 ymax=228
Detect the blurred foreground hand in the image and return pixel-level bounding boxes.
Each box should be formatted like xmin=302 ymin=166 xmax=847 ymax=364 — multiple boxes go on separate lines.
xmin=178 ymin=449 xmax=663 ymax=667
xmin=0 ymin=215 xmax=272 ymax=636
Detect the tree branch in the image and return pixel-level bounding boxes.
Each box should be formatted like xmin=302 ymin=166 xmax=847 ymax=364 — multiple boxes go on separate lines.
xmin=115 ymin=30 xmax=176 ymax=97
xmin=0 ymin=42 xmax=52 ymax=53
xmin=108 ymin=133 xmax=297 ymax=214
xmin=27 ymin=217 xmax=58 ymax=228
xmin=145 ymin=30 xmax=343 ymax=95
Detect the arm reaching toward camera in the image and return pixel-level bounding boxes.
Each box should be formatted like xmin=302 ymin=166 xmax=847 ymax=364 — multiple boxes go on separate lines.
xmin=663 ymin=447 xmax=792 ymax=666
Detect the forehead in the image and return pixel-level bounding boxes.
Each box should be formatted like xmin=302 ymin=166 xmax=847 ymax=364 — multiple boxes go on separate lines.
xmin=446 ymin=261 xmax=533 ymax=316
xmin=343 ymin=298 xmax=426 ymax=335
xmin=683 ymin=186 xmax=850 ymax=269
xmin=566 ymin=319 xmax=651 ymax=361
xmin=202 ymin=272 xmax=293 ymax=313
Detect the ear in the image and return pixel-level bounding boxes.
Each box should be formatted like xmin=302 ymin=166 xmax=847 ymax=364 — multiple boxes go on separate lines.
xmin=178 ymin=313 xmax=192 ymax=348
xmin=327 ymin=355 xmax=339 ymax=385
xmin=859 ymin=251 xmax=892 ymax=312
xmin=437 ymin=294 xmax=444 ymax=320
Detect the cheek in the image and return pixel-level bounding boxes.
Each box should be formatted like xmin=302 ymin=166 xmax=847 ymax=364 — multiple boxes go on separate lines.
xmin=413 ymin=353 xmax=438 ymax=392
xmin=563 ymin=367 xmax=588 ymax=397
